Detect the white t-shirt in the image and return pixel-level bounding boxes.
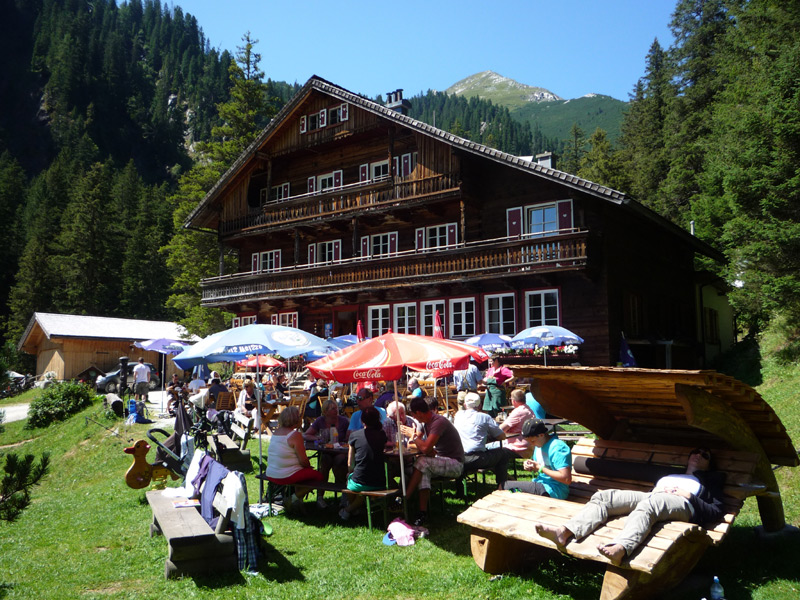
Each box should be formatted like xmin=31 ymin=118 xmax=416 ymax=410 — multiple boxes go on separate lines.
xmin=654 ymin=474 xmax=701 ymax=496
xmin=133 ymin=363 xmax=150 ymax=384
xmin=187 ymin=378 xmax=205 ymax=393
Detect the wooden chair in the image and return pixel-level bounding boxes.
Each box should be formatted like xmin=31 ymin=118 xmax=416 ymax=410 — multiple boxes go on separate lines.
xmin=215 ymin=391 xmax=236 ymax=412
xmin=288 ymin=391 xmax=308 ymax=427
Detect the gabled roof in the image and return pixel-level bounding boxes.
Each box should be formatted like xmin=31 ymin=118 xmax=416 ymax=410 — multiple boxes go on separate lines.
xmin=18 ymin=312 xmax=194 ymax=353
xmin=187 ymin=76 xmax=722 ymax=260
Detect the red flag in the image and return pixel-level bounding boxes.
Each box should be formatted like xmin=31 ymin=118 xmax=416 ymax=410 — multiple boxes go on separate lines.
xmin=433 ymin=310 xmax=444 ymax=339
xmin=356 ymin=319 xmax=366 ymax=343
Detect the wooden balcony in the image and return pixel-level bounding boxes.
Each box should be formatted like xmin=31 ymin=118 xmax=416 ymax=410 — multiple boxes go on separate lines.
xmin=200 ymin=230 xmax=589 ymax=307
xmin=220 ymin=173 xmax=460 ymax=236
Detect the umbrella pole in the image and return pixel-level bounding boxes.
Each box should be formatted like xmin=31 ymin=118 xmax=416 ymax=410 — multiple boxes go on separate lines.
xmin=394 ymin=382 xmax=406 ymax=498
xmin=258 ymin=354 xmax=265 ymax=503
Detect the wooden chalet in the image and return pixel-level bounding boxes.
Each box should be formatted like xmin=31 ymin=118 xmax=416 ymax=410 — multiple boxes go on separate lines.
xmin=186 ymin=76 xmax=733 ymax=369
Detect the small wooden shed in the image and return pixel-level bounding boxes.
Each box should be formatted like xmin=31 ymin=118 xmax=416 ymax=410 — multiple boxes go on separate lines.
xmin=17 ymin=312 xmax=192 ymax=381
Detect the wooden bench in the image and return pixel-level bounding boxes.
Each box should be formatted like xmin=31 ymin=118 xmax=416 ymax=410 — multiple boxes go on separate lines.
xmin=210 ymin=411 xmax=253 ymax=472
xmin=146 ymin=487 xmax=237 ymax=579
xmin=457 ymin=437 xmax=762 ymax=600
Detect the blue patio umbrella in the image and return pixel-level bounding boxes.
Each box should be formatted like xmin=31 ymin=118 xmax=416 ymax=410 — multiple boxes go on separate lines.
xmin=511 ymin=325 xmax=583 ymax=366
xmin=134 ymin=338 xmax=193 ymax=355
xmin=512 ymin=325 xmax=584 ymax=347
xmin=301 ymin=336 xmax=354 ymax=361
xmin=464 ymin=332 xmax=514 ymax=352
xmin=172 ymin=324 xmax=335 ymax=369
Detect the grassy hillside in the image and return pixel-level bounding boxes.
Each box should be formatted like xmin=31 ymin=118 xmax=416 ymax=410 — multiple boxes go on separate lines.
xmin=1 ymin=338 xmax=798 ymax=599
xmin=445 ymin=70 xmax=628 ymax=143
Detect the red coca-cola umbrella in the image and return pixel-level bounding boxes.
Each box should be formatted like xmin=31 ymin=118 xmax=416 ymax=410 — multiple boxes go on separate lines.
xmin=433 ymin=310 xmax=444 ymax=339
xmin=306 ymin=332 xmax=489 ymax=383
xmin=235 ymin=355 xmax=286 ymax=369
xmin=307 ymin=332 xmax=489 ymax=496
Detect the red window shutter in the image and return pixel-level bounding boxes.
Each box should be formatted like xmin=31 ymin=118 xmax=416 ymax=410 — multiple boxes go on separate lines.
xmin=333 ymin=240 xmax=341 ymax=261
xmin=308 ymin=243 xmax=316 ymax=264
xmin=270 ymin=314 xmax=278 ymax=325
xmin=402 ymin=153 xmax=411 ymax=177
xmin=393 ymin=156 xmax=400 ymax=176
xmin=300 ymin=115 xmax=307 ymax=134
xmin=447 ymin=223 xmax=457 ymax=246
xmin=251 ymin=252 xmax=260 ymax=272
xmin=359 ymin=164 xmax=369 ymax=182
xmin=333 ymin=170 xmax=342 ymax=188
xmin=361 ymin=236 xmax=370 ymax=257
xmin=340 ymin=103 xmax=349 ymax=121
xmin=416 ymin=228 xmax=425 ymax=250
xmin=389 ymin=232 xmax=398 ymax=254
xmin=232 ymin=317 xmax=241 ymax=328
xmin=282 ymin=182 xmax=290 ymax=198
xmin=274 ymin=250 xmax=281 ymax=269
xmin=307 ymin=176 xmax=316 ymax=193
xmin=319 ymin=109 xmax=327 ymax=127
xmin=291 ymin=313 xmax=298 ymax=328
xmin=557 ymin=200 xmax=573 ymax=232
xmin=507 ymin=207 xmax=523 ymax=237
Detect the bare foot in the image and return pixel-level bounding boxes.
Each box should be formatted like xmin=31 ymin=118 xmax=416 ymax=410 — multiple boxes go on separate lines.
xmin=597 ymin=543 xmax=626 ymax=566
xmin=535 ymin=524 xmax=572 ymax=546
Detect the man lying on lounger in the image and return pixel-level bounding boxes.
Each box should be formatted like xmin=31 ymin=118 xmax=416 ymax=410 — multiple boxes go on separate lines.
xmin=535 ymin=447 xmax=725 ymax=565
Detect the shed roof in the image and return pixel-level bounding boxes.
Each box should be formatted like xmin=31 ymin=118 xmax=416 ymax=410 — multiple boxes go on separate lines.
xmin=509 ymin=365 xmax=798 ymax=468
xmin=18 ymin=312 xmax=193 ymax=353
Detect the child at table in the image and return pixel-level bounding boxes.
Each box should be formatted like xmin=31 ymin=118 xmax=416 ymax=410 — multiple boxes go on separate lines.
xmin=339 ymin=406 xmax=387 ymax=520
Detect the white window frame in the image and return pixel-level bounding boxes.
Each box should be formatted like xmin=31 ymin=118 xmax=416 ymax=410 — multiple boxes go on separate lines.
xmin=317 ymin=170 xmax=343 ymax=192
xmin=233 ymin=315 xmax=257 ymax=327
xmin=525 ymin=289 xmax=560 ymax=328
xmin=416 ymin=222 xmax=457 ymax=251
xmin=268 ymin=182 xmax=290 ymax=203
xmin=420 ymin=301 xmax=445 ymax=337
xmin=252 ymin=249 xmax=281 ymax=273
xmin=367 ymin=305 xmax=391 ymax=337
xmin=371 ymin=160 xmax=390 ymax=181
xmin=526 ymin=203 xmax=559 ymax=238
xmin=484 ymin=293 xmax=516 ymax=335
xmin=393 ymin=302 xmax=417 ymax=334
xmin=449 ymin=297 xmax=476 ymax=339
xmin=317 ymin=240 xmax=340 ymax=264
xmin=307 ymin=112 xmax=320 ymax=131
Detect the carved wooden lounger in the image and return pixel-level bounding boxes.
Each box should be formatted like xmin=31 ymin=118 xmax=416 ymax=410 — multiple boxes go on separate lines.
xmin=457 ymin=437 xmax=762 ymax=600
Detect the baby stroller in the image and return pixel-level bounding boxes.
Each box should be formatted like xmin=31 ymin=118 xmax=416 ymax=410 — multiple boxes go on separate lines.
xmin=147 ymin=402 xmax=212 ymax=478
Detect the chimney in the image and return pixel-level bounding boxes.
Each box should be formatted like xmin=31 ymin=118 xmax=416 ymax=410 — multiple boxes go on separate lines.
xmin=535 ymin=152 xmax=554 ymax=169
xmin=385 ymin=89 xmax=412 ymax=115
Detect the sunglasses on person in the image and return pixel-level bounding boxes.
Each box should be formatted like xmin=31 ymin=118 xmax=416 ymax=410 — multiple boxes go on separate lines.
xmin=690 ymin=448 xmax=711 ymax=460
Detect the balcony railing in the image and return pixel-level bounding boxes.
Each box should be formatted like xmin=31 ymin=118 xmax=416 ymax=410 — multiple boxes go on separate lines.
xmin=200 ymin=230 xmax=588 ymax=306
xmin=220 ymin=173 xmax=460 ymax=235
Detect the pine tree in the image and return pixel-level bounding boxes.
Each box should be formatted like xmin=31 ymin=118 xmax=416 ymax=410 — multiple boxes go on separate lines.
xmin=0 ymin=452 xmax=50 ymax=523
xmin=560 ymin=123 xmax=587 ymax=174
xmin=578 ymin=128 xmax=626 ymax=191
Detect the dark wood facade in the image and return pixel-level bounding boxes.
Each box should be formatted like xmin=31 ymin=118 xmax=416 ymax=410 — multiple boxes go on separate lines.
xmin=188 ymin=77 xmax=731 ymax=369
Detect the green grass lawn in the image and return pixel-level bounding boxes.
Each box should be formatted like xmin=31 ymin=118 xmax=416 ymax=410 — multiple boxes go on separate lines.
xmin=1 ymin=348 xmax=799 ymax=600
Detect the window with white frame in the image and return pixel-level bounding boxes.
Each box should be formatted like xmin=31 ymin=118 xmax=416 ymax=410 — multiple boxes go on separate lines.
xmin=416 ymin=222 xmax=457 ymax=251
xmin=263 ymin=182 xmax=290 ymax=203
xmin=393 ymin=152 xmax=418 ymax=178
xmin=317 ymin=170 xmax=343 ymax=192
xmin=361 ymin=231 xmax=398 ymax=258
xmin=525 ymin=290 xmax=559 ymax=327
xmin=269 ymin=312 xmax=297 ymax=328
xmin=372 ymin=160 xmax=390 ymax=181
xmin=318 ymin=240 xmax=341 ymax=264
xmin=420 ymin=301 xmax=445 ymax=337
xmin=449 ymin=298 xmax=476 ymax=338
xmin=394 ymin=303 xmax=417 ymax=334
xmin=485 ymin=293 xmax=516 ymax=335
xmin=328 ymin=103 xmax=349 ymax=126
xmin=252 ymin=249 xmax=282 ymax=273
xmin=232 ymin=315 xmax=257 ymax=327
xmin=368 ymin=305 xmax=390 ymax=337
xmin=527 ymin=204 xmax=559 ymax=237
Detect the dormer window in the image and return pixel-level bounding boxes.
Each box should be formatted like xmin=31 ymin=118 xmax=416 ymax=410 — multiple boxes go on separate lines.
xmin=300 ymin=104 xmax=349 ymax=134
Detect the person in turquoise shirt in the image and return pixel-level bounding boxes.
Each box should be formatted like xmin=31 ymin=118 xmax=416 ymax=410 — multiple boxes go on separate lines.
xmin=502 ymin=418 xmax=572 ymax=499
xmin=525 ymin=390 xmax=546 ymax=419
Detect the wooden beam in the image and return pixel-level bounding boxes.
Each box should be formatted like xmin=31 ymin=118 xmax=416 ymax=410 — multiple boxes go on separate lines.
xmin=531 ymin=380 xmax=618 ymax=438
xmin=675 ymin=383 xmax=786 ymax=532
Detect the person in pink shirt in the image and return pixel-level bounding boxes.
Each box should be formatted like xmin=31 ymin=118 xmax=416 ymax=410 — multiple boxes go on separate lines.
xmin=484 ymin=357 xmax=514 ymax=387
xmin=500 ymin=389 xmax=536 ymax=458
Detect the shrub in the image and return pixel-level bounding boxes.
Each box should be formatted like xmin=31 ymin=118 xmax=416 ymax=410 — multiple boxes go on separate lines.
xmin=26 ymin=381 xmax=98 ymax=429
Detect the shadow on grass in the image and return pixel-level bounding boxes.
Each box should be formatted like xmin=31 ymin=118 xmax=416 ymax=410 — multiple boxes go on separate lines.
xmin=711 ymin=336 xmax=763 ymax=388
xmin=0 ymin=582 xmax=14 ymax=600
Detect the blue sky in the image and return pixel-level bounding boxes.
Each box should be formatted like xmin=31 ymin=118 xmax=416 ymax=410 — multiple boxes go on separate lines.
xmin=175 ymin=0 xmax=677 ymax=102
